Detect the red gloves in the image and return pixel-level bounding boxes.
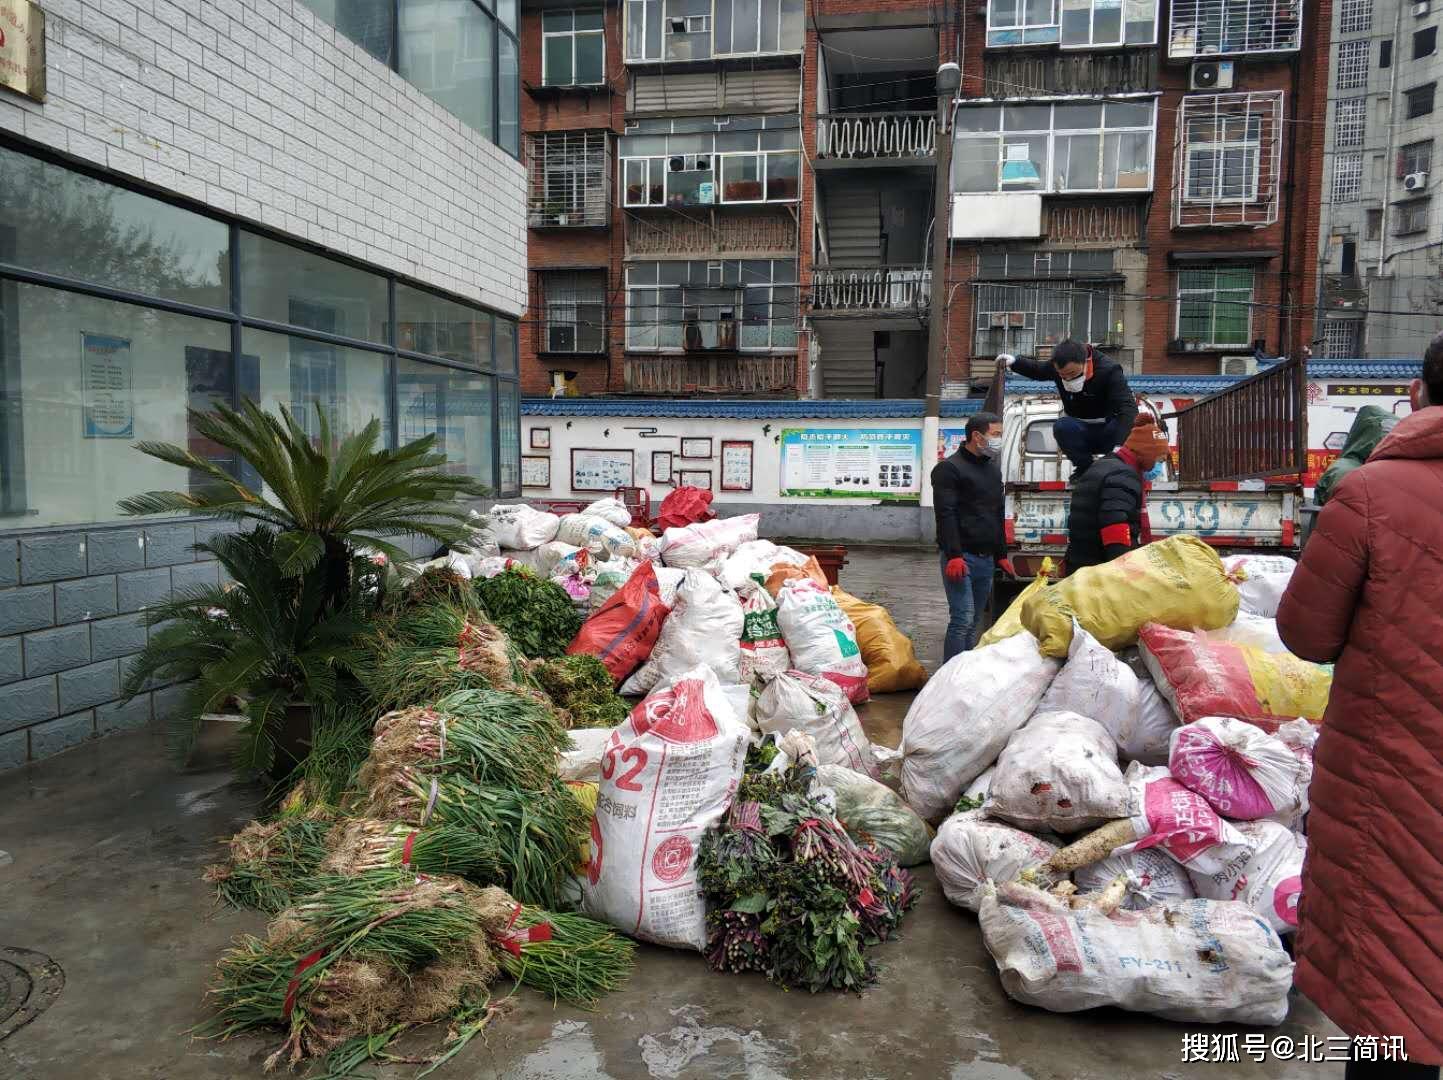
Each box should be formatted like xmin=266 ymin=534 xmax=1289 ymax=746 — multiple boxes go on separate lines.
xmin=998 ymin=558 xmax=1017 ymax=578
xmin=945 ymin=558 xmax=968 ymax=582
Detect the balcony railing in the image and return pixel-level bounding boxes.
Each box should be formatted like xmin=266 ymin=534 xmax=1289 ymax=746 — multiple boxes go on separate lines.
xmin=815 ymin=113 xmax=936 ymax=162
xmin=810 ymin=266 xmax=932 ymax=313
xmin=623 ymin=355 xmax=797 ymax=395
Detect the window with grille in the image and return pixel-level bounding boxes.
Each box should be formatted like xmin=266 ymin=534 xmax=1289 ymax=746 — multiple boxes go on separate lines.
xmin=1320 ymin=320 xmax=1359 ymax=358
xmin=543 ymin=10 xmax=605 ymax=86
xmin=986 ymin=0 xmax=1158 ymax=47
xmin=1394 ymin=199 xmax=1430 ymax=235
xmin=1334 ymin=98 xmax=1366 ymax=149
xmin=1337 ymin=39 xmax=1369 ymax=89
xmin=1415 ymin=26 xmax=1437 ymax=60
xmin=1167 ymin=0 xmax=1302 ymax=58
xmin=1366 ymin=208 xmax=1383 ymax=238
xmin=1399 ymin=140 xmax=1433 ymax=177
xmin=620 ymin=117 xmax=801 ymax=207
xmin=1332 ymin=152 xmax=1363 ymax=202
xmin=624 ymin=260 xmax=798 ymax=352
xmin=526 ymin=131 xmax=610 ymax=227
xmin=541 ymin=271 xmax=607 ymax=353
xmin=1339 ymin=0 xmax=1371 ymax=33
xmin=1406 ymin=82 xmax=1436 ymax=119
xmin=971 ymin=281 xmax=1119 ymax=356
xmin=1176 ymin=267 xmax=1254 ymax=348
xmin=1174 ymin=93 xmax=1283 ymax=227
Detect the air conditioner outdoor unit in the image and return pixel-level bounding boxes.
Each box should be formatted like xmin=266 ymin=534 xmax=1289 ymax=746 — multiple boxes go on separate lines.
xmin=1219 ymin=355 xmax=1259 ymax=376
xmin=1190 ymin=60 xmax=1235 ymax=91
xmin=989 ymin=313 xmax=1008 ymax=327
xmin=1413 ymin=1 xmax=1430 ymax=16
xmin=1008 ymin=311 xmax=1026 ymax=326
xmin=1404 ymin=171 xmax=1430 ymax=191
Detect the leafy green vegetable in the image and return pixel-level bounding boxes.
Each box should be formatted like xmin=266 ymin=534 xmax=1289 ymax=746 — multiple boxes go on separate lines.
xmin=530 ymin=654 xmax=629 ymax=728
xmin=475 ymin=568 xmax=583 ymax=660
xmin=954 ymin=793 xmax=985 ymax=813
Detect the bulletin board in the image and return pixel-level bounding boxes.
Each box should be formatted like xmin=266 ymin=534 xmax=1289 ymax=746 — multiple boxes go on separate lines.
xmin=521 ymin=456 xmax=551 ymax=488
xmin=720 ymin=440 xmax=753 ymax=491
xmin=570 ymin=448 xmax=635 ymax=491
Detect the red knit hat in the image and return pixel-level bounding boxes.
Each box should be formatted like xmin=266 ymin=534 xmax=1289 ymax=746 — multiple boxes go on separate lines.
xmin=1123 ymin=416 xmax=1169 ymax=468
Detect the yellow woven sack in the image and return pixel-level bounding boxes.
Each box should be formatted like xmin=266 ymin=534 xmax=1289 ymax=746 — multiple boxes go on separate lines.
xmin=977 ymin=557 xmax=1055 ymax=649
xmin=1021 ymin=536 xmax=1239 ymax=658
xmin=566 ymin=780 xmax=600 ymax=868
xmin=831 ymin=587 xmax=928 ymax=693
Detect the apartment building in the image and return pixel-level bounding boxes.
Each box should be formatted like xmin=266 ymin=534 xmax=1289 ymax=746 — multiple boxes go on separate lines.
xmin=1318 ymin=0 xmax=1442 ymax=358
xmin=520 ymin=0 xmax=1329 ymax=398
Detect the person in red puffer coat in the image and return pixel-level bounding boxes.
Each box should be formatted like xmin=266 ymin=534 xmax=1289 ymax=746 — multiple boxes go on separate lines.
xmin=1276 ymin=333 xmax=1443 ymax=1079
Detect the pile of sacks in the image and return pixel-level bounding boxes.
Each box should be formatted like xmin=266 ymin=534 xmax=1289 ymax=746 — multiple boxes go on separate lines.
xmin=910 ymin=536 xmax=1327 ymax=1027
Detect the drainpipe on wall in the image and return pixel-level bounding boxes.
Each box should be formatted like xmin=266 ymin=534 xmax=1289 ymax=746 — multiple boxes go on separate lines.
xmin=922 ymin=61 xmax=962 ymax=512
xmin=1377 ymin=0 xmax=1406 ymax=281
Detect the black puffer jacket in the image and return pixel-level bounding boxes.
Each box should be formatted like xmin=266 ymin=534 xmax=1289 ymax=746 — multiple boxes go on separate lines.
xmin=1065 ymin=453 xmax=1144 ymax=571
xmin=1011 ymin=351 xmax=1138 ymax=429
xmin=931 ymin=449 xmax=1005 ymax=560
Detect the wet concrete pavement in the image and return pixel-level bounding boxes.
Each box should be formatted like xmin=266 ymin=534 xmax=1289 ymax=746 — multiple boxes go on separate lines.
xmin=0 ymin=546 xmax=1343 ymax=1079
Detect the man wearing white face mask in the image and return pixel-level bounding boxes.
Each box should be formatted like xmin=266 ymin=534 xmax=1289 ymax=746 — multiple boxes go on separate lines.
xmin=931 ymin=411 xmax=1009 ymax=660
xmin=1000 ymin=339 xmax=1138 ymax=473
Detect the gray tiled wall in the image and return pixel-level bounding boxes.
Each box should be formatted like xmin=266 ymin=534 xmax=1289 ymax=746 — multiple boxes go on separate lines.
xmin=0 ymin=521 xmax=236 ymax=773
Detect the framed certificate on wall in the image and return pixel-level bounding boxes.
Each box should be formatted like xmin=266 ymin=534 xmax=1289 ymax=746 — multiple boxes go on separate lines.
xmin=521 ymin=456 xmax=551 ymax=488
xmin=651 ymin=450 xmax=674 ymax=484
xmin=720 ymin=440 xmax=753 ymax=492
xmin=680 ymin=437 xmax=713 ymax=459
xmin=678 ymin=469 xmax=712 ymax=491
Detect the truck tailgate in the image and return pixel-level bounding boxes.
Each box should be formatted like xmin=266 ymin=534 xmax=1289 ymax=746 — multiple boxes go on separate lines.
xmin=1009 ymin=487 xmax=1296 ymax=549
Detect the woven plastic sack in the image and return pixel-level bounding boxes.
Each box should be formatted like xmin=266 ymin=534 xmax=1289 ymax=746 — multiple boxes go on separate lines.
xmin=580 ymin=496 xmax=634 ymax=528
xmin=931 ymin=811 xmax=1061 ymax=912
xmin=1185 ymin=818 xmax=1306 ymax=936
xmin=900 ymin=632 xmax=1061 ymax=824
xmin=656 ymin=486 xmax=714 ymax=531
xmin=755 ymin=670 xmax=877 ymax=778
xmin=559 ymin=727 xmax=611 ymax=783
xmin=774 ymin=578 xmax=869 ymax=703
xmin=1137 ymin=622 xmax=1331 ymax=730
xmin=1022 ymin=536 xmax=1239 ymax=658
xmin=489 ymin=504 xmax=561 ymax=550
xmin=831 ymin=587 xmax=928 ymax=694
xmin=581 ymin=667 xmax=749 ymax=950
xmin=568 ymin=561 xmax=671 ymax=684
xmin=621 ymin=568 xmax=745 ymax=695
xmin=719 ymin=540 xmax=806 ymax=592
xmin=985 ymin=712 xmax=1132 ymax=835
xmin=1073 ymin=847 xmax=1195 ymax=911
xmin=625 ymin=527 xmax=662 ymax=562
xmin=764 ymin=555 xmax=829 ymax=598
xmin=977 ymin=558 xmax=1055 ymax=649
xmin=1168 ymin=717 xmax=1311 ymax=824
xmin=979 ymin=881 xmax=1293 ymax=1024
xmin=1222 ymin=554 xmax=1296 ymax=619
xmin=738 ymin=581 xmax=791 ymax=685
xmin=556 ymin=514 xmax=639 ymax=560
xmin=1036 ymin=625 xmax=1179 ymax=765
xmin=587 ymin=558 xmax=642 ymax=612
xmin=817 ymin=763 xmax=932 ymax=866
xmin=1210 ymin=611 xmax=1290 ymax=654
xmin=1115 ymin=763 xmax=1246 ymax=872
xmin=659 ymin=514 xmax=759 ymax=569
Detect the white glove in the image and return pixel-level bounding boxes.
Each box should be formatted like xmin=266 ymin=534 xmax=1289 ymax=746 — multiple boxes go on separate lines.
xmin=997 ymin=353 xmax=1016 ymax=369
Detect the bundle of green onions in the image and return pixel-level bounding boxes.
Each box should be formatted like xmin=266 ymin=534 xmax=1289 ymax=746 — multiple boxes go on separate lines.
xmin=362 ymin=772 xmax=588 ymax=909
xmin=321 ymin=818 xmax=505 ymax=884
xmin=490 ymin=905 xmax=636 ymax=1007
xmin=203 ymin=816 xmax=332 ymax=913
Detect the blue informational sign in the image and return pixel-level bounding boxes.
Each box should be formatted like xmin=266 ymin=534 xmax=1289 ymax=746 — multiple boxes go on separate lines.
xmin=779 ymin=427 xmax=922 ymax=499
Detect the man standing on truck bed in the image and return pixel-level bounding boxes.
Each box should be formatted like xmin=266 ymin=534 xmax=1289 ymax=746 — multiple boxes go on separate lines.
xmin=932 ymin=411 xmax=1005 ymax=661
xmin=1001 ymin=340 xmax=1138 ymax=472
xmin=1274 ymin=332 xmax=1443 ymax=1078
xmin=1063 ymin=416 xmax=1170 ymax=572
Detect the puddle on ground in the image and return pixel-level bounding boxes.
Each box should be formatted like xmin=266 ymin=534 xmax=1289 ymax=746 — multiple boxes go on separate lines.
xmin=637 ymin=1005 xmax=791 ymax=1079
xmin=950 ymin=1062 xmax=1036 ymax=1080
xmin=509 ymin=1020 xmax=613 ymax=1079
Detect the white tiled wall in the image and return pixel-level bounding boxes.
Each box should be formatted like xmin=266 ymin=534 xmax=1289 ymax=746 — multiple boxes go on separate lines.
xmin=0 ymin=0 xmax=526 ymax=316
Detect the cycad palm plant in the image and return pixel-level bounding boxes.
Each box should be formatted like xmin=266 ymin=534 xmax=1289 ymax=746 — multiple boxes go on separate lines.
xmin=117 ymin=400 xmax=487 ymax=611
xmin=123 ymin=528 xmax=373 ymax=773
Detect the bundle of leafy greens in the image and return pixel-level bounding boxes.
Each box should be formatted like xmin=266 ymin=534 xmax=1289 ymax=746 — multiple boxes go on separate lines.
xmin=475 ymin=567 xmax=583 ymax=660
xmin=529 ymin=655 xmax=629 ymax=729
xmin=696 ymin=765 xmax=917 ymax=993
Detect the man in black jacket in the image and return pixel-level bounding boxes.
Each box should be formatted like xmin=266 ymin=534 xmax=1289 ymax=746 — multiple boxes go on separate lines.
xmin=1065 ymin=416 xmax=1170 ymax=572
xmin=932 ymin=411 xmax=1006 ymax=660
xmin=1002 ymin=340 xmax=1138 ymax=472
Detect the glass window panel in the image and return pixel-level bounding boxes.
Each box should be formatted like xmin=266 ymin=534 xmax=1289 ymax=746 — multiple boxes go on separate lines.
xmin=0 ymin=146 xmax=230 ymax=309
xmin=1093 ymin=0 xmax=1121 ymax=41
xmin=544 ymin=34 xmax=572 ymax=85
xmin=1000 ymin=134 xmax=1048 ymax=189
xmin=657 ymin=263 xmax=690 ymax=284
xmin=955 ymin=107 xmax=1002 ymax=132
xmin=761 ymin=0 xmax=780 ymax=51
xmin=399 ymin=0 xmax=495 ymax=139
xmin=499 ymin=32 xmax=519 ymax=154
xmin=1025 ymin=0 xmax=1055 ymax=22
xmin=714 ymin=131 xmax=758 ymax=151
xmin=667 ymin=166 xmax=714 ymax=206
xmin=497 ymin=380 xmax=519 ymax=495
xmin=731 ymin=0 xmax=760 ymax=51
xmin=396 ymin=283 xmax=492 ymax=367
xmin=1005 ymin=105 xmax=1053 ymax=131
xmin=543 ymin=11 xmax=573 ymax=31
xmin=1124 ymin=8 xmax=1153 ymax=42
xmin=575 ymin=31 xmax=604 ymax=82
xmin=495 ymin=317 xmax=518 ymax=374
xmin=0 ymin=283 xmax=233 ymax=527
xmin=721 ymin=155 xmax=764 ymax=201
xmin=1103 ymin=130 xmax=1151 ymax=188
xmin=496 ymin=0 xmax=517 ymax=31
xmin=398 ymin=357 xmax=494 ymax=487
xmin=1059 ymin=133 xmax=1100 ymax=188
xmin=953 ymin=136 xmax=1002 ymax=191
xmin=300 ymin=0 xmax=396 ymax=64
xmin=780 ymin=0 xmax=803 ymax=46
xmin=576 ymin=9 xmax=604 ymax=29
xmin=242 ymin=327 xmax=390 ymax=448
xmin=1053 ymin=103 xmax=1103 ymax=129
xmin=1106 ymin=101 xmax=1153 ymax=128
xmin=239 ymin=232 xmax=388 ymax=344
xmin=766 ymin=153 xmax=800 ymax=200
xmin=993 ymin=0 xmax=1021 ymax=25
xmin=623 ymin=135 xmax=670 ymax=155
xmin=1061 ymin=4 xmax=1089 ymax=43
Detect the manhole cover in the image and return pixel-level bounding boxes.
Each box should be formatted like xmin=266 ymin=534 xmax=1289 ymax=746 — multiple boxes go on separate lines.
xmin=0 ymin=947 xmax=64 ymax=1041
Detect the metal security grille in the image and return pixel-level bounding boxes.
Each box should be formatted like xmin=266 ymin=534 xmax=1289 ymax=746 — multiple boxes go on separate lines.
xmin=1174 ymin=92 xmax=1284 ymax=228
xmin=1176 ymin=266 xmax=1254 ymax=348
xmin=526 ymin=131 xmax=610 ymax=227
xmin=1332 ymin=152 xmax=1363 ymax=202
xmin=1334 ymin=98 xmax=1366 ymax=149
xmin=1337 ymin=39 xmax=1369 ymax=90
xmin=970 ymin=281 xmax=1119 ymax=356
xmin=541 ymin=271 xmax=607 ymax=353
xmin=1167 ymin=0 xmax=1302 ymax=57
xmin=1339 ymin=0 xmax=1372 ymax=34
xmin=1321 ymin=320 xmax=1360 ymax=358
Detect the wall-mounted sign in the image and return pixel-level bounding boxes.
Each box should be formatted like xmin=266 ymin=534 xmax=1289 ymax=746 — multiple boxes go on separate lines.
xmin=937 ymin=428 xmax=969 ymax=460
xmin=1326 ymin=383 xmax=1412 ymax=397
xmin=81 ymin=332 xmax=134 ymax=439
xmin=779 ymin=428 xmax=922 ymax=499
xmin=0 ymin=2 xmax=47 ymax=103
xmin=571 ymin=447 xmax=634 ymax=491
